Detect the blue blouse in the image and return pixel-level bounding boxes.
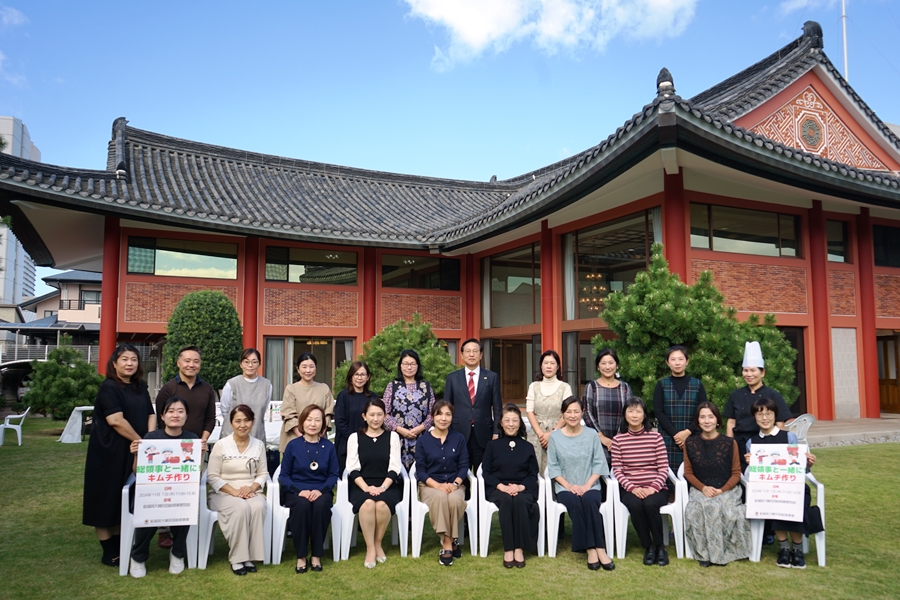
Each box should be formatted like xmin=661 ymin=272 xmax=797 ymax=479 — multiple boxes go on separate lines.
xmin=280 ymin=436 xmax=339 ymax=494
xmin=415 ymin=429 xmax=469 ymax=485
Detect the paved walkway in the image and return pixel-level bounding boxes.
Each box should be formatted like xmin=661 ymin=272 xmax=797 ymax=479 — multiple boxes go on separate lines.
xmin=805 ymin=413 xmax=900 ymax=446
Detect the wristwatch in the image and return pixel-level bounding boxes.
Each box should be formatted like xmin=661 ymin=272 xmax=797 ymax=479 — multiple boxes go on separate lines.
xmin=452 ymin=481 xmax=460 ymax=488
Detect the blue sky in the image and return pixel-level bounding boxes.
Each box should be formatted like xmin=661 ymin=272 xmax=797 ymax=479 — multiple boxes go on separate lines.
xmin=2 ymin=1 xmax=898 ymax=296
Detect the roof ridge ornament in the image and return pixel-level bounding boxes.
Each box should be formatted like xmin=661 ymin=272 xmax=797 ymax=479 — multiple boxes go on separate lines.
xmin=657 ymin=67 xmax=675 ymax=98
xmin=112 ymin=117 xmax=129 ymax=180
xmin=802 ymin=21 xmax=823 ymax=49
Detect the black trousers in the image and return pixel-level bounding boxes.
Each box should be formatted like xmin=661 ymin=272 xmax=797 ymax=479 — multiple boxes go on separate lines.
xmin=556 ymin=489 xmax=607 ymax=552
xmin=619 ymin=487 xmax=668 ymax=548
xmin=285 ymin=490 xmax=333 ymax=558
xmin=467 ymin=424 xmax=485 ymax=473
xmin=132 ymin=526 xmax=189 ymax=563
xmin=487 ymin=489 xmax=538 ymax=553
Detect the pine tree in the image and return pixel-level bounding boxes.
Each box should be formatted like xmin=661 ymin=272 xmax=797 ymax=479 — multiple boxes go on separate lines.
xmin=25 ymin=334 xmax=104 ymax=420
xmin=595 ymin=243 xmax=797 ymax=411
xmin=334 ymin=313 xmax=457 ymax=397
xmin=162 ymin=290 xmax=243 ymax=391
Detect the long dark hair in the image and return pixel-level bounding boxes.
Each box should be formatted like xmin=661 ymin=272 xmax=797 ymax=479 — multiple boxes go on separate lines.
xmin=345 ymin=360 xmax=371 ymax=393
xmin=395 ymin=349 xmax=423 ymax=382
xmin=535 ymin=349 xmax=562 ymax=381
xmin=105 ymin=343 xmax=144 ymax=391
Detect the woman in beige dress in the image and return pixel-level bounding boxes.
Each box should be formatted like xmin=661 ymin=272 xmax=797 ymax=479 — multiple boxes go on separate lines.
xmin=525 ymin=350 xmax=572 ymax=474
xmin=279 ymin=352 xmax=335 ymax=452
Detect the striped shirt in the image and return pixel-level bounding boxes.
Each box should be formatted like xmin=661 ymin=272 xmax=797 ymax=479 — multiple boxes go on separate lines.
xmin=610 ymin=429 xmax=668 ymax=492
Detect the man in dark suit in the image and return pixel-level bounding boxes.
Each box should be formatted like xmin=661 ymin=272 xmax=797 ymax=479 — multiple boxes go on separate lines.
xmin=444 ymin=338 xmax=502 ymax=471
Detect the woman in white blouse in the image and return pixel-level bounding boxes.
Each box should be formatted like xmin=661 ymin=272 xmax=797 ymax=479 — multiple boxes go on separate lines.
xmin=207 ymin=404 xmax=269 ymax=575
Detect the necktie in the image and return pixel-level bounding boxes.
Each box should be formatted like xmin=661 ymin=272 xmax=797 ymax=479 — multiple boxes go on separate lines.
xmin=468 ymin=371 xmax=476 ymax=405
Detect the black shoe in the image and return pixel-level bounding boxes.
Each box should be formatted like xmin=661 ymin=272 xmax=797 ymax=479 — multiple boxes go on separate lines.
xmin=310 ymin=562 xmax=323 ymax=572
xmin=791 ymin=548 xmax=806 ymax=569
xmin=451 ymin=539 xmax=462 ymax=559
xmin=643 ymin=546 xmax=656 ymax=566
xmin=503 ymin=559 xmax=515 ymax=569
xmin=232 ymin=566 xmax=247 ymax=576
xmin=601 ymin=559 xmax=615 ymax=571
xmin=587 ymin=560 xmax=601 ymax=571
xmin=776 ymin=548 xmax=792 ymax=568
xmin=243 ymin=563 xmax=257 ymax=573
xmin=698 ymin=560 xmax=711 ymax=568
xmin=656 ymin=545 xmax=669 ymax=567
xmin=439 ymin=550 xmax=453 ymax=566
xmin=295 ymin=558 xmax=308 ymax=574
xmin=514 ymin=559 xmax=525 ymax=568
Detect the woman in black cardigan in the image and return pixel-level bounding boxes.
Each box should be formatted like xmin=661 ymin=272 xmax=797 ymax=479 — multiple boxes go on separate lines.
xmin=482 ymin=404 xmax=540 ymax=568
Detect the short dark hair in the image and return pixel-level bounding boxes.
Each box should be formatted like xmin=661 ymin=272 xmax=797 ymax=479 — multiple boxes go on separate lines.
xmin=177 ymin=345 xmax=202 ymax=360
xmin=665 ymin=345 xmax=689 ymax=361
xmin=358 ymin=398 xmax=387 ymax=435
xmin=298 ymin=404 xmax=326 ymax=437
xmin=230 ymin=403 xmax=255 ymax=423
xmin=396 ymin=349 xmax=423 ymax=381
xmin=105 ymin=343 xmax=144 ymax=391
xmin=693 ymin=401 xmax=722 ymax=429
xmin=345 ymin=360 xmax=371 ymax=392
xmin=460 ymin=338 xmax=482 ymax=352
xmin=751 ymin=397 xmax=778 ymax=415
xmin=619 ymin=396 xmax=652 ymax=433
xmin=240 ymin=348 xmax=261 ymax=363
xmin=595 ymin=347 xmax=618 ymax=370
xmin=431 ymin=399 xmax=454 ymax=418
xmin=560 ymin=395 xmax=582 ymax=415
xmin=161 ymin=395 xmax=190 ymax=416
xmin=499 ymin=403 xmax=526 ymax=439
xmin=535 ymin=349 xmax=562 ymax=381
xmin=296 ymin=352 xmax=317 ymax=369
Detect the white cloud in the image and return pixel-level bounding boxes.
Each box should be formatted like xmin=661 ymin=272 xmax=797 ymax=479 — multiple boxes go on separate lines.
xmin=777 ymin=0 xmax=837 ymax=16
xmin=405 ymin=0 xmax=698 ymax=70
xmin=0 ymin=5 xmax=27 ymax=27
xmin=0 ymin=48 xmax=25 ymax=86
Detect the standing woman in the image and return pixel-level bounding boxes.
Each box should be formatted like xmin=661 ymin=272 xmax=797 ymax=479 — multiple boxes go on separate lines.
xmin=525 ymin=350 xmax=572 ymax=474
xmin=582 ymin=348 xmax=631 ymax=463
xmin=683 ymin=402 xmax=750 ymax=567
xmin=207 ymin=404 xmax=269 ymax=575
xmin=547 ymin=397 xmax=615 ymax=571
xmin=415 ymin=400 xmax=469 ymax=567
xmin=482 ymin=404 xmax=540 ymax=568
xmin=220 ymin=348 xmax=273 ymax=443
xmin=383 ymin=349 xmax=436 ymax=470
xmin=280 ymin=404 xmax=339 ymax=573
xmin=347 ymin=399 xmax=403 ymax=568
xmin=652 ymin=345 xmax=707 ymax=471
xmin=83 ymin=343 xmax=155 ymax=567
xmin=611 ymin=397 xmax=671 ymax=567
xmin=280 ymin=352 xmax=335 ymax=453
xmin=334 ymin=361 xmax=379 ymax=473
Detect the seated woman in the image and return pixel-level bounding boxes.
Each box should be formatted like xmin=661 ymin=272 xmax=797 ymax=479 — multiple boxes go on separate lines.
xmin=745 ymin=397 xmax=819 ymax=570
xmin=128 ymin=396 xmax=204 ymax=578
xmin=683 ymin=401 xmax=751 ymax=567
xmin=611 ymin=396 xmax=670 ymax=567
xmin=279 ymin=404 xmax=339 ymax=573
xmin=207 ymin=404 xmax=269 ymax=575
xmin=482 ymin=404 xmax=540 ymax=568
xmin=414 ymin=400 xmax=469 ymax=567
xmin=347 ymin=398 xmax=403 ymax=569
xmin=547 ymin=397 xmax=615 ymax=571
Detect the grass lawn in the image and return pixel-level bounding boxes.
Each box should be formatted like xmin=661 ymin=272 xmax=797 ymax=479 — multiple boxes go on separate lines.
xmin=1 ymin=418 xmax=898 ymax=600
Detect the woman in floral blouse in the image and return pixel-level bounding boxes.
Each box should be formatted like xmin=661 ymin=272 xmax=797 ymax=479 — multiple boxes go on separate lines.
xmin=382 ymin=349 xmax=436 ymax=470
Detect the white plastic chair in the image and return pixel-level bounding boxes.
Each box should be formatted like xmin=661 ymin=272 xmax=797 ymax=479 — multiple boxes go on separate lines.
xmin=785 ymin=414 xmax=816 ymax=443
xmin=409 ymin=463 xmax=478 ymax=558
xmin=269 ymin=465 xmax=341 ymax=564
xmin=610 ymin=468 xmax=686 ymax=560
xmin=676 ymin=463 xmax=700 ymax=560
xmin=337 ymin=467 xmax=410 ymax=560
xmin=744 ymin=471 xmax=825 ymax=567
xmin=0 ymin=407 xmax=30 ymax=446
xmin=476 ymin=464 xmax=545 ymax=557
xmin=118 ymin=473 xmax=199 ymax=576
xmin=544 ymin=468 xmax=614 ymax=557
xmin=197 ymin=470 xmax=273 ymax=569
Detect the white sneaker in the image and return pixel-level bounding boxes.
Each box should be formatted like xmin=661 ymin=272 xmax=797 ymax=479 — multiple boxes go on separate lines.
xmin=169 ymin=551 xmax=185 ymax=574
xmin=130 ymin=558 xmax=146 ymax=578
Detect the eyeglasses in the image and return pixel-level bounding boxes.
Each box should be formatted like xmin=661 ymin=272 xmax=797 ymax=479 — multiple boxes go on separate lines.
xmin=400 ymin=362 xmax=418 ymax=368
xmin=352 ymin=372 xmax=369 ymax=378
xmin=241 ymin=360 xmax=260 ymax=366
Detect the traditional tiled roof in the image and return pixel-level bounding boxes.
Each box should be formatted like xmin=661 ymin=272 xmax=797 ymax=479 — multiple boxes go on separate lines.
xmin=690 ymin=21 xmax=900 ymax=153
xmin=41 ymin=270 xmax=102 ymax=284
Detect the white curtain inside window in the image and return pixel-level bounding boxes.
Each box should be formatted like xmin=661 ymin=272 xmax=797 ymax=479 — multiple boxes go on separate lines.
xmin=650 ymin=207 xmax=663 ymax=245
xmin=563 ymin=233 xmax=576 ymax=320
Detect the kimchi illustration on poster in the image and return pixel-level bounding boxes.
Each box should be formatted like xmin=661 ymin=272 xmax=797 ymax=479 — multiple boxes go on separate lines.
xmin=133 ymin=439 xmax=203 ymax=526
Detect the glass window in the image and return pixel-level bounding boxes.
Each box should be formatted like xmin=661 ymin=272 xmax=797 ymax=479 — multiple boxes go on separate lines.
xmin=265 ymin=247 xmax=357 ymax=285
xmin=826 ymin=220 xmax=849 ymax=263
xmin=126 ymin=236 xmax=238 ymax=279
xmin=691 ymin=204 xmax=801 ymax=258
xmin=81 ymin=290 xmax=102 ymax=305
xmin=44 ymin=310 xmax=58 ymax=318
xmin=382 ymin=255 xmax=460 ymax=290
xmin=873 ymin=225 xmax=900 ymax=268
xmin=490 ymin=244 xmax=541 ymax=328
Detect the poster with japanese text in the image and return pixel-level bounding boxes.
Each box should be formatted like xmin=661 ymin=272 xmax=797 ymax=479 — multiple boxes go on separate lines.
xmin=745 ymin=443 xmax=808 ymax=522
xmin=133 ymin=439 xmax=203 ymax=526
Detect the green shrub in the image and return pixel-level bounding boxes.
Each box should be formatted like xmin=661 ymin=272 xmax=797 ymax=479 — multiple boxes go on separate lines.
xmin=24 ymin=335 xmax=103 ymax=420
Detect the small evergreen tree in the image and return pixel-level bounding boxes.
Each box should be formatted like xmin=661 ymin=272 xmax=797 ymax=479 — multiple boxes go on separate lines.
xmin=24 ymin=334 xmax=103 ymax=420
xmin=334 ymin=314 xmax=457 ymax=397
xmin=595 ymin=243 xmax=797 ymax=411
xmin=162 ymin=290 xmax=243 ymax=391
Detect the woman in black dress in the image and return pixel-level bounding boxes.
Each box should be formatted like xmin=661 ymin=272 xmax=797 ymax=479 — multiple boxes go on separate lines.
xmin=482 ymin=404 xmax=540 ymax=568
xmin=334 ymin=361 xmax=379 ymax=473
xmin=83 ymin=343 xmax=155 ymax=567
xmin=347 ymin=398 xmax=403 ymax=568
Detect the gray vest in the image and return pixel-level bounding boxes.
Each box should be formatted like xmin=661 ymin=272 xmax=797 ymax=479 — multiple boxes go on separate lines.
xmin=221 ymin=375 xmax=271 ymax=443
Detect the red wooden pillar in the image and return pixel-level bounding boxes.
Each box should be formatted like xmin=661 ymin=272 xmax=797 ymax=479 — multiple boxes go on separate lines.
xmin=540 ymin=220 xmax=557 ymax=352
xmin=663 ymin=170 xmax=688 ymax=281
xmin=808 ymin=201 xmax=834 ymax=420
xmin=856 ymin=208 xmax=880 ymax=418
xmin=465 ymin=253 xmax=477 ymax=340
xmin=242 ymin=236 xmax=259 ymax=350
xmin=362 ymin=247 xmax=377 ymax=342
xmin=98 ymin=216 xmax=121 ymax=372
